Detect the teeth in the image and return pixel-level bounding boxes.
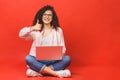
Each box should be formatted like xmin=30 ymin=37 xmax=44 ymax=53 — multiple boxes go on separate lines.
xmin=45 ymin=19 xmax=49 ymax=21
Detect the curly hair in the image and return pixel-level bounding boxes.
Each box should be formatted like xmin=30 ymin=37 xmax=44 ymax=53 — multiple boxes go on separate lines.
xmin=32 ymin=5 xmax=60 ymax=31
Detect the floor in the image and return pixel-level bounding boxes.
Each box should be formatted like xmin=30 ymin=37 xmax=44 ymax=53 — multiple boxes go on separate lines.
xmin=0 ymin=60 xmax=120 ymax=80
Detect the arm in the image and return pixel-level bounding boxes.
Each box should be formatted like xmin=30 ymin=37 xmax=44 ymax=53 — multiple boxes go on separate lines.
xmin=59 ymin=28 xmax=66 ymax=55
xmin=19 ymin=20 xmax=41 ymax=40
xmin=19 ymin=27 xmax=34 ymax=40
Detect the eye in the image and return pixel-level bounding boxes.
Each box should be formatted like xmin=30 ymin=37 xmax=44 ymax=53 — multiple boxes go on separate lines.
xmin=43 ymin=14 xmax=52 ymax=17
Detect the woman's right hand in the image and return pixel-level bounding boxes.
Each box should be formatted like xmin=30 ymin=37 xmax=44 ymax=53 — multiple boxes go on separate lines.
xmin=30 ymin=20 xmax=42 ymax=31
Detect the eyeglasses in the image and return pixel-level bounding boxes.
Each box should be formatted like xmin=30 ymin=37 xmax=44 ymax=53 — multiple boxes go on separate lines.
xmin=43 ymin=14 xmax=52 ymax=17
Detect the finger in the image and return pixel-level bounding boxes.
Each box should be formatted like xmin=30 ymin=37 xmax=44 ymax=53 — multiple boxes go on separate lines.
xmin=36 ymin=19 xmax=39 ymax=24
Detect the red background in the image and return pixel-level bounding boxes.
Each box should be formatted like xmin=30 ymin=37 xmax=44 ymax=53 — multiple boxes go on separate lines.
xmin=0 ymin=0 xmax=120 ymax=80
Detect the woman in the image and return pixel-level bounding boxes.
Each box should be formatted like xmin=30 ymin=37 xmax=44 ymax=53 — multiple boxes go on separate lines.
xmin=19 ymin=5 xmax=71 ymax=78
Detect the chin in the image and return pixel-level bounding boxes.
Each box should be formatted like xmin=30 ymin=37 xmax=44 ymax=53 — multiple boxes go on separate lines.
xmin=44 ymin=23 xmax=50 ymax=25
xmin=44 ymin=21 xmax=51 ymax=24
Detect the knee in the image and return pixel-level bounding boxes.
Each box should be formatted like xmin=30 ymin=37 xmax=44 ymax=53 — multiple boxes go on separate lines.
xmin=63 ymin=55 xmax=71 ymax=64
xmin=25 ymin=55 xmax=35 ymax=64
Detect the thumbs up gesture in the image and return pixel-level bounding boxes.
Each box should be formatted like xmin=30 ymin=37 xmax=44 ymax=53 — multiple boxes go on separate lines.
xmin=30 ymin=20 xmax=42 ymax=31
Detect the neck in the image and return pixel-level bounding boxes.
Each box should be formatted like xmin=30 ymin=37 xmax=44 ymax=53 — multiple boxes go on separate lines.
xmin=44 ymin=24 xmax=52 ymax=30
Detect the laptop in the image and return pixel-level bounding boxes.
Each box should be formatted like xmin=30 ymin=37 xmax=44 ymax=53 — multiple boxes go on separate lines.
xmin=36 ymin=46 xmax=63 ymax=60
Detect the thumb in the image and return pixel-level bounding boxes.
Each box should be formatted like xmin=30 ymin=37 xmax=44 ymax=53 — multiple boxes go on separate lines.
xmin=36 ymin=19 xmax=39 ymax=24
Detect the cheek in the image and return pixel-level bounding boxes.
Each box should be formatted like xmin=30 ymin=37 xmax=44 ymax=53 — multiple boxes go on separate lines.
xmin=50 ymin=18 xmax=52 ymax=21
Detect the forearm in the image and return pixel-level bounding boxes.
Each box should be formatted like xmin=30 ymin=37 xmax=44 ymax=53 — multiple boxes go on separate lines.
xmin=19 ymin=27 xmax=33 ymax=40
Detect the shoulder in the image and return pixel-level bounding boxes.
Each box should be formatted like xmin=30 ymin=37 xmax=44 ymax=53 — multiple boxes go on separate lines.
xmin=56 ymin=27 xmax=63 ymax=33
xmin=52 ymin=27 xmax=63 ymax=34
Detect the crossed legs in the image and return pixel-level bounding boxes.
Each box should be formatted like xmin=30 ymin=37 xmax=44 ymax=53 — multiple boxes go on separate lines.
xmin=25 ymin=55 xmax=71 ymax=77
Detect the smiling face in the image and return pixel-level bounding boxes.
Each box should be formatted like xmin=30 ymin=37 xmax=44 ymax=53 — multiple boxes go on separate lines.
xmin=42 ymin=10 xmax=53 ymax=25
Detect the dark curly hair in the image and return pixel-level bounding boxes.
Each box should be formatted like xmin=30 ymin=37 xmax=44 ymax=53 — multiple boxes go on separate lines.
xmin=32 ymin=5 xmax=60 ymax=31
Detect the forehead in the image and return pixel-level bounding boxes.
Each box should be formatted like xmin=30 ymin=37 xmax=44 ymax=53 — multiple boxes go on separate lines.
xmin=44 ymin=10 xmax=52 ymax=14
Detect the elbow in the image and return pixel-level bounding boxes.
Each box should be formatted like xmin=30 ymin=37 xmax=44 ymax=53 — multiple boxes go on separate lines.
xmin=18 ymin=32 xmax=23 ymax=38
xmin=18 ymin=32 xmax=22 ymax=38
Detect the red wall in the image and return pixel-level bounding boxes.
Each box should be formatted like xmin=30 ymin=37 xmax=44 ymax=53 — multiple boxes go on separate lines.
xmin=0 ymin=0 xmax=120 ymax=67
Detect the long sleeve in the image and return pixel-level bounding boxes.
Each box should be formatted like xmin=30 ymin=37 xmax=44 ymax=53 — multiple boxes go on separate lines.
xmin=58 ymin=28 xmax=66 ymax=54
xmin=19 ymin=27 xmax=34 ymax=40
